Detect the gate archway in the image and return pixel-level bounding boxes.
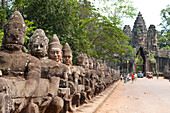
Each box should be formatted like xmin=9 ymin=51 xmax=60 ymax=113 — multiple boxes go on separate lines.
xmin=135 ymin=47 xmax=146 ymax=74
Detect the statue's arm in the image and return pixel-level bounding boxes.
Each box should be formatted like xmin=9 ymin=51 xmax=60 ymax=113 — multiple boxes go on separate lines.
xmin=22 ymin=57 xmax=41 ymax=97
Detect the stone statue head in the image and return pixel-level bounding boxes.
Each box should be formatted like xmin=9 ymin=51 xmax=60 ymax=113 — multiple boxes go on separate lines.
xmin=48 ymin=34 xmax=62 ymax=63
xmin=63 ymin=43 xmax=72 ymax=66
xmin=88 ymin=57 xmax=93 ymax=69
xmin=2 ymin=11 xmax=27 ymax=50
xmin=75 ymin=52 xmax=84 ymax=66
xmin=28 ymin=29 xmax=49 ymax=58
xmin=83 ymin=54 xmax=89 ymax=69
xmin=92 ymin=57 xmax=97 ymax=69
xmin=99 ymin=62 xmax=103 ymax=71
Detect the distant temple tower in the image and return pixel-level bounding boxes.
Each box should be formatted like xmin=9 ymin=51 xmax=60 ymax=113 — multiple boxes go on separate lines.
xmin=146 ymin=25 xmax=158 ymax=51
xmin=131 ymin=12 xmax=147 ymax=48
xmin=122 ymin=11 xmax=170 ymax=75
xmin=123 ymin=25 xmax=132 ymax=39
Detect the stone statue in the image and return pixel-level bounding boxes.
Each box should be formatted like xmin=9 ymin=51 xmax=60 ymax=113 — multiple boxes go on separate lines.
xmin=88 ymin=57 xmax=99 ymax=97
xmin=28 ymin=29 xmax=64 ymax=113
xmin=0 ymin=11 xmax=41 ymax=113
xmin=63 ymin=43 xmax=88 ymax=108
xmin=147 ymin=25 xmax=157 ymax=51
xmin=76 ymin=53 xmax=93 ymax=100
xmin=48 ymin=34 xmax=74 ymax=113
xmin=96 ymin=62 xmax=106 ymax=93
xmin=48 ymin=34 xmax=70 ymax=80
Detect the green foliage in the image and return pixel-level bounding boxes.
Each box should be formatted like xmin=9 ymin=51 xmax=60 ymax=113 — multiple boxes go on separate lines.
xmin=135 ymin=52 xmax=143 ymax=72
xmin=24 ymin=20 xmax=36 ymax=48
xmin=158 ymin=33 xmax=170 ymax=49
xmin=0 ymin=30 xmax=4 ymax=47
xmin=158 ymin=5 xmax=170 ymax=50
xmin=147 ymin=52 xmax=156 ymax=63
xmin=2 ymin=0 xmax=136 ymax=63
xmin=136 ymin=52 xmax=143 ymax=65
xmin=91 ymin=0 xmax=137 ymax=26
xmin=0 ymin=3 xmax=6 ymax=29
xmin=159 ymin=5 xmax=170 ymax=34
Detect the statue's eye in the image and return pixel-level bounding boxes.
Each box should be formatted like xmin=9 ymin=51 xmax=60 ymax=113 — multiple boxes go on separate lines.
xmin=51 ymin=51 xmax=55 ymax=54
xmin=40 ymin=43 xmax=44 ymax=48
xmin=34 ymin=44 xmax=38 ymax=48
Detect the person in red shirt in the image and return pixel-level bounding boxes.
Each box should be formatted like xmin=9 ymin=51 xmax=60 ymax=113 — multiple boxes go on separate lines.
xmin=131 ymin=74 xmax=135 ymax=82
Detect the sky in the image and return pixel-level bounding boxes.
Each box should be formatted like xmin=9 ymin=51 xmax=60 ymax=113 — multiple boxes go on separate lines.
xmin=91 ymin=0 xmax=169 ymax=31
xmin=123 ymin=0 xmax=169 ymax=31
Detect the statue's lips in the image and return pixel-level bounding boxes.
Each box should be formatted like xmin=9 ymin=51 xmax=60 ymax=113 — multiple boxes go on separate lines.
xmin=53 ymin=57 xmax=59 ymax=59
xmin=36 ymin=51 xmax=42 ymax=53
xmin=6 ymin=42 xmax=22 ymax=45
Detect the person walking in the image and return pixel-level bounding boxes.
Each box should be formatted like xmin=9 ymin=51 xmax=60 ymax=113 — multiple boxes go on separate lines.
xmin=134 ymin=73 xmax=137 ymax=81
xmin=131 ymin=74 xmax=135 ymax=83
xmin=120 ymin=74 xmax=123 ymax=82
xmin=157 ymin=73 xmax=159 ymax=79
xmin=124 ymin=74 xmax=127 ymax=83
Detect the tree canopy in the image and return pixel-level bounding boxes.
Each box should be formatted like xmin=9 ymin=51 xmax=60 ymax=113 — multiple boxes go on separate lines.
xmin=0 ymin=0 xmax=136 ymax=63
xmin=158 ymin=5 xmax=170 ymax=50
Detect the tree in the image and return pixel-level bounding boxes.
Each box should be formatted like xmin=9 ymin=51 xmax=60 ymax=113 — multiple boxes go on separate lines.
xmin=158 ymin=5 xmax=170 ymax=50
xmin=135 ymin=52 xmax=143 ymax=72
xmin=0 ymin=0 xmax=6 ymax=29
xmin=1 ymin=0 xmax=136 ymax=63
xmin=86 ymin=16 xmax=134 ymax=61
xmin=90 ymin=0 xmax=137 ymax=26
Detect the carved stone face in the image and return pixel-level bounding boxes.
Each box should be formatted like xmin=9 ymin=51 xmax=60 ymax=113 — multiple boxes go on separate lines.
xmin=83 ymin=58 xmax=89 ymax=69
xmin=31 ymin=39 xmax=48 ymax=58
xmin=89 ymin=59 xmax=93 ymax=69
xmin=49 ymin=48 xmax=62 ymax=63
xmin=4 ymin=23 xmax=25 ymax=45
xmin=63 ymin=55 xmax=72 ymax=66
xmin=93 ymin=59 xmax=97 ymax=69
xmin=100 ymin=63 xmax=103 ymax=71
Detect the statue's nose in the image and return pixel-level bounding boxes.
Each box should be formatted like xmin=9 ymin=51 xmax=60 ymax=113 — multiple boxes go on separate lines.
xmin=37 ymin=45 xmax=41 ymax=50
xmin=54 ymin=52 xmax=57 ymax=56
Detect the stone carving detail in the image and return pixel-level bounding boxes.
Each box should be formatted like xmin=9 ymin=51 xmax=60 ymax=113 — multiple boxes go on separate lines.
xmin=0 ymin=11 xmax=41 ymax=113
xmin=29 ymin=29 xmax=63 ymax=113
xmin=123 ymin=11 xmax=169 ymax=76
xmin=0 ymin=11 xmax=120 ymax=113
xmin=132 ymin=12 xmax=147 ymax=48
xmin=123 ymin=25 xmax=132 ymax=38
xmin=147 ymin=25 xmax=157 ymax=51
xmin=63 ymin=43 xmax=86 ymax=108
xmin=48 ymin=34 xmax=76 ymax=113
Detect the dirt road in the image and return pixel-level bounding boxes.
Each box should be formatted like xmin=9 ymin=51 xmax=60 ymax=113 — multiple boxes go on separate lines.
xmin=95 ymin=77 xmax=170 ymax=113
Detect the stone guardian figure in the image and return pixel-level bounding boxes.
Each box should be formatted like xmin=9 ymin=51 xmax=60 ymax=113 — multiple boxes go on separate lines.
xmin=28 ymin=29 xmax=64 ymax=113
xmin=48 ymin=34 xmax=74 ymax=113
xmin=0 ymin=11 xmax=41 ymax=113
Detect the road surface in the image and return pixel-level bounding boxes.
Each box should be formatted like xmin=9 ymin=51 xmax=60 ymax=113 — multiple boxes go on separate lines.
xmin=95 ymin=77 xmax=170 ymax=113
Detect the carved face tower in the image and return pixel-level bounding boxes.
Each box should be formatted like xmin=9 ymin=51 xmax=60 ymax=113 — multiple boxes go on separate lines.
xmin=132 ymin=12 xmax=147 ymax=48
xmin=29 ymin=29 xmax=49 ymax=58
xmin=3 ymin=11 xmax=27 ymax=49
xmin=63 ymin=43 xmax=72 ymax=66
xmin=48 ymin=34 xmax=63 ymax=63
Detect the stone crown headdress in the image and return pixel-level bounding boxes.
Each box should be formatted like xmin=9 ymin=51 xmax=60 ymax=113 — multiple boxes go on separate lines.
xmin=49 ymin=34 xmax=62 ymax=50
xmin=30 ymin=29 xmax=49 ymax=44
xmin=63 ymin=43 xmax=72 ymax=56
xmin=5 ymin=11 xmax=26 ymax=31
xmin=3 ymin=11 xmax=27 ymax=45
xmin=28 ymin=29 xmax=49 ymax=54
xmin=75 ymin=52 xmax=85 ymax=65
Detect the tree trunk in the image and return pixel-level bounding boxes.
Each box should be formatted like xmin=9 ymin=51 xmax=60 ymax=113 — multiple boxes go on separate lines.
xmin=1 ymin=0 xmax=5 ymax=28
xmin=2 ymin=0 xmax=5 ymax=10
